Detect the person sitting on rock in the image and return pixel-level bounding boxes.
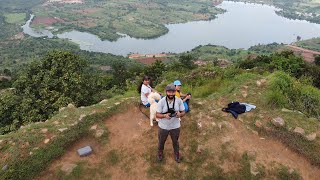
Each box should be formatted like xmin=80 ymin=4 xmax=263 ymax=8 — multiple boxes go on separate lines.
xmin=138 ymin=75 xmax=160 ymax=107
xmin=174 ymin=80 xmax=191 ymax=112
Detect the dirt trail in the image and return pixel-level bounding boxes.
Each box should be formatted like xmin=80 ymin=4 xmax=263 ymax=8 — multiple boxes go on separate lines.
xmin=37 ymin=105 xmax=157 ymax=179
xmin=228 ymin=120 xmax=320 ymax=179
xmin=286 ymin=45 xmax=320 ymax=62
xmin=37 ymin=104 xmax=320 ymax=179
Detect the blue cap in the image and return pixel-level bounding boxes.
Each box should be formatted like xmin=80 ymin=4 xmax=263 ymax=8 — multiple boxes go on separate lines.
xmin=173 ymin=80 xmax=182 ymax=86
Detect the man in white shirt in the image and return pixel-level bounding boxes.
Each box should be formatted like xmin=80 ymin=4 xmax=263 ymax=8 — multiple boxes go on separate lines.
xmin=156 ymin=84 xmax=185 ymax=163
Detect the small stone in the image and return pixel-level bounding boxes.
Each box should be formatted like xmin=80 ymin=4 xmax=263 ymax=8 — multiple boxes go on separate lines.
xmin=293 ymin=127 xmax=305 ymax=135
xmin=63 ymin=115 xmax=67 ymax=118
xmin=79 ymin=114 xmax=86 ymax=121
xmin=288 ymin=168 xmax=295 ymax=174
xmin=305 ymin=133 xmax=317 ymax=141
xmin=90 ymin=125 xmax=97 ymax=130
xmin=59 ymin=107 xmax=66 ymax=112
xmin=114 ymin=102 xmax=121 ymax=105
xmin=67 ymin=104 xmax=75 ymax=108
xmin=211 ymin=122 xmax=216 ymax=127
xmin=44 ymin=139 xmax=50 ymax=144
xmin=95 ymin=129 xmax=104 ymax=138
xmin=256 ymin=80 xmax=262 ymax=87
xmin=242 ymin=91 xmax=248 ymax=98
xmin=281 ymin=108 xmax=293 ymax=113
xmin=250 ymin=162 xmax=259 ymax=176
xmin=255 ymin=120 xmax=263 ymax=128
xmin=197 ymin=122 xmax=202 ymax=128
xmin=252 ymin=130 xmax=259 ymax=135
xmin=80 ymin=106 xmax=85 ymax=109
xmin=58 ymin=128 xmax=68 ymax=132
xmin=221 ymin=136 xmax=232 ymax=143
xmin=260 ymin=79 xmax=267 ymax=84
xmin=89 ymin=111 xmax=96 ymax=115
xmin=41 ymin=128 xmax=48 ymax=133
xmin=2 ymin=164 xmax=8 ymax=171
xmin=271 ymin=117 xmax=285 ymax=127
xmin=61 ymin=163 xmax=77 ymax=175
xmin=196 ymin=145 xmax=204 ymax=154
xmin=29 ymin=152 xmax=33 ymax=155
xmin=99 ymin=99 xmax=108 ymax=104
xmin=53 ymin=121 xmax=59 ymax=125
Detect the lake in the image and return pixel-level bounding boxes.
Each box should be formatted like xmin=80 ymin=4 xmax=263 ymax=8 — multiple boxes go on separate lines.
xmin=23 ymin=1 xmax=320 ymax=56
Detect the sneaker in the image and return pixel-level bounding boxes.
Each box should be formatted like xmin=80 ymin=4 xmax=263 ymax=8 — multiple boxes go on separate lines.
xmin=157 ymin=151 xmax=163 ymax=161
xmin=175 ymin=152 xmax=181 ymax=163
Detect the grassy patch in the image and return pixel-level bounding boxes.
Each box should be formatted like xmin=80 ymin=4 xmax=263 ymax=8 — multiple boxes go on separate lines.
xmin=4 ymin=13 xmax=26 ymax=24
xmin=106 ymin=149 xmax=120 ymax=166
xmin=0 ymin=101 xmax=126 ymax=180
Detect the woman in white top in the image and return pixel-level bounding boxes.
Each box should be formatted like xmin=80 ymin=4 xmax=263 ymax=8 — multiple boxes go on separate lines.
xmin=138 ymin=76 xmax=155 ymax=107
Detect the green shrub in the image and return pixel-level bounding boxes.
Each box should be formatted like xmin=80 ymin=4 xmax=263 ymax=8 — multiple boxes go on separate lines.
xmin=266 ymin=71 xmax=320 ymax=119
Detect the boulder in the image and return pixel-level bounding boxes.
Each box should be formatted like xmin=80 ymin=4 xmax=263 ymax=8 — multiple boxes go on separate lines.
xmin=271 ymin=117 xmax=285 ymax=127
xmin=293 ymin=127 xmax=305 ymax=135
xmin=61 ymin=163 xmax=77 ymax=175
xmin=305 ymin=133 xmax=317 ymax=141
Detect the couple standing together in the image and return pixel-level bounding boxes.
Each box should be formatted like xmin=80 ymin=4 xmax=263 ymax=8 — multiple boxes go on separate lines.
xmin=139 ymin=76 xmax=191 ymax=163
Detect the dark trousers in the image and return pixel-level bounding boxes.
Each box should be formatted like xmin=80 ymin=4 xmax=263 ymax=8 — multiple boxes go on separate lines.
xmin=158 ymin=127 xmax=180 ymax=153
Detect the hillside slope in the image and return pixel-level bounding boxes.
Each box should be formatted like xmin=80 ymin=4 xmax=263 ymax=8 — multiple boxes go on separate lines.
xmin=1 ymin=71 xmax=320 ymax=179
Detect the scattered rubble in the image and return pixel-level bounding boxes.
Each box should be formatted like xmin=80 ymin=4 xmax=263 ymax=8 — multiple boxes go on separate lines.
xmin=271 ymin=117 xmax=285 ymax=127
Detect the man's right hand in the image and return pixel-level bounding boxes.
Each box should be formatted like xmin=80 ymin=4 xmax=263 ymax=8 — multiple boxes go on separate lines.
xmin=164 ymin=113 xmax=171 ymax=119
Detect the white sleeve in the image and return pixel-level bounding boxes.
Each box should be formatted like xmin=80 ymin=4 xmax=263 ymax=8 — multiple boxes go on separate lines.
xmin=141 ymin=85 xmax=151 ymax=94
xmin=156 ymin=100 xmax=163 ymax=113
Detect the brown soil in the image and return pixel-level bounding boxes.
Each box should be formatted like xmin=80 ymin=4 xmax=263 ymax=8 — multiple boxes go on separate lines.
xmin=37 ymin=105 xmax=155 ymax=179
xmin=37 ymin=103 xmax=320 ymax=179
xmin=286 ymin=45 xmax=320 ymax=62
xmin=228 ymin=120 xmax=320 ymax=179
xmin=32 ymin=16 xmax=64 ymax=26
